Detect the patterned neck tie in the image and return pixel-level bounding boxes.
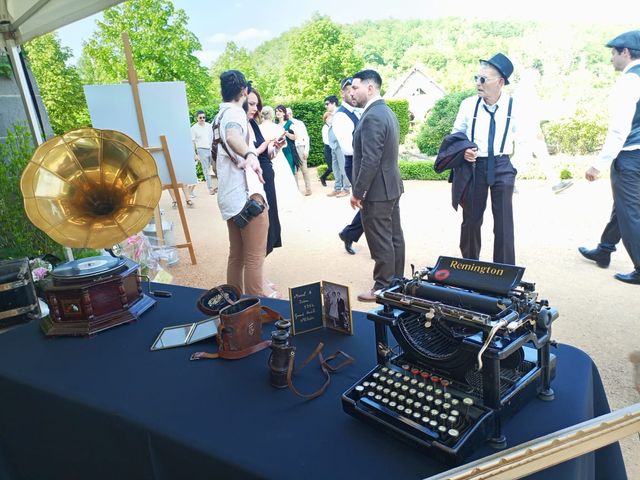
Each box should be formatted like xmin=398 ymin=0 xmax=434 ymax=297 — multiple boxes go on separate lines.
xmin=484 ymin=105 xmax=498 ymax=186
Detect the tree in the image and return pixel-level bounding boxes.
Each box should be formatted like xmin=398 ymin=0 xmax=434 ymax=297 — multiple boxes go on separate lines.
xmin=78 ymin=0 xmax=211 ymax=107
xmin=283 ymin=15 xmax=363 ymax=100
xmin=209 ymin=42 xmax=257 ymax=103
xmin=23 ymin=33 xmax=90 ymax=134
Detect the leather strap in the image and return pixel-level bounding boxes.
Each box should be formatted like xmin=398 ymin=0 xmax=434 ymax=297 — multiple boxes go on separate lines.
xmin=285 ymin=342 xmax=354 ymax=400
xmin=190 ymin=304 xmax=283 ymax=361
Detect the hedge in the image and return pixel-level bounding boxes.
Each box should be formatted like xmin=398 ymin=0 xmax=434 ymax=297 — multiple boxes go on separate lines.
xmin=191 ymin=98 xmax=411 ymax=169
xmin=317 ymin=160 xmax=449 ymax=181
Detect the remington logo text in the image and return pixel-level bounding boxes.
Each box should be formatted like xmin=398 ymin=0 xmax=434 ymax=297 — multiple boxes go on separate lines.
xmin=449 ymin=260 xmax=505 ymax=276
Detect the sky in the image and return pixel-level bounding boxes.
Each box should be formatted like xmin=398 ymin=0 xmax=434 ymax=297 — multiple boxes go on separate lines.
xmin=56 ymin=0 xmax=640 ymax=67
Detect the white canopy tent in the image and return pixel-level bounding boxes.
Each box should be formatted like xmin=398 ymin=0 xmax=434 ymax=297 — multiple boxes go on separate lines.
xmin=0 ymin=0 xmax=125 ymax=144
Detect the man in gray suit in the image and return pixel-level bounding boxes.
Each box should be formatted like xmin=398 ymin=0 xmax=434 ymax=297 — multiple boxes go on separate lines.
xmin=350 ymin=69 xmax=405 ymax=302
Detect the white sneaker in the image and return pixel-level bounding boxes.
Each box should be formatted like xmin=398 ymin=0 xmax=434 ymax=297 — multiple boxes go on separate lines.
xmin=552 ymin=180 xmax=574 ymax=194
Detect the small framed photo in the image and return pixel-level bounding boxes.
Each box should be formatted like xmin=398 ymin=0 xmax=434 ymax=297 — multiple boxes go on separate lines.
xmin=289 ymin=281 xmax=353 ymax=336
xmin=322 ymin=281 xmax=353 ymax=335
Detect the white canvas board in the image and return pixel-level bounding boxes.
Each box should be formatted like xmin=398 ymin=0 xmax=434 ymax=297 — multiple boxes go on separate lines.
xmin=84 ymin=81 xmax=197 ymax=186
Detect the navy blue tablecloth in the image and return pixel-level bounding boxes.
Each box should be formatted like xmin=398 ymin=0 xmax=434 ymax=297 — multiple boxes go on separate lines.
xmin=0 ymin=284 xmax=626 ymax=479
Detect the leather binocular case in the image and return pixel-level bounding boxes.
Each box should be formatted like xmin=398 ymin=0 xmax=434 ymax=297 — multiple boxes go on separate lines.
xmin=191 ymin=297 xmax=282 ymax=361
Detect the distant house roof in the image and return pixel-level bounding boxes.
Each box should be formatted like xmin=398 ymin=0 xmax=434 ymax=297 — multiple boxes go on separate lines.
xmin=385 ymin=65 xmax=446 ymax=120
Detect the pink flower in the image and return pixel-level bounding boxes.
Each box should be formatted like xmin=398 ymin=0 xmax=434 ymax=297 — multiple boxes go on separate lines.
xmin=32 ymin=267 xmax=49 ymax=281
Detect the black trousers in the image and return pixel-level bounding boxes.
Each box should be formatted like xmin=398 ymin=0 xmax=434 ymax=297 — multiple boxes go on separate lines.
xmin=460 ymin=156 xmax=516 ymax=265
xmin=320 ymin=144 xmax=333 ymax=181
xmin=341 ymin=155 xmax=364 ymax=242
xmin=600 ymin=150 xmax=640 ymax=269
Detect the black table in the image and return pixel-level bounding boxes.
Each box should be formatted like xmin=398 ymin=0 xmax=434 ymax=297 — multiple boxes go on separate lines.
xmin=0 ymin=284 xmax=626 ymax=480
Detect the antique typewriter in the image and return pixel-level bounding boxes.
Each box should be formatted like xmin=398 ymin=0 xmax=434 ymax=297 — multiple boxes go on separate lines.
xmin=342 ymin=256 xmax=558 ymax=463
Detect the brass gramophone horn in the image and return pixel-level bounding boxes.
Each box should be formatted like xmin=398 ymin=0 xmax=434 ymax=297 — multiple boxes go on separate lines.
xmin=20 ymin=128 xmax=162 ymax=249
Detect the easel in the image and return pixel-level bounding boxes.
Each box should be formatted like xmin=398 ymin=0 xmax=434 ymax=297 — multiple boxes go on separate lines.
xmin=121 ymin=32 xmax=197 ymax=265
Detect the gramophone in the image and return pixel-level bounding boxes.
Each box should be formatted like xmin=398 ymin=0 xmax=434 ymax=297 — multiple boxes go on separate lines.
xmin=20 ymin=128 xmax=163 ymax=336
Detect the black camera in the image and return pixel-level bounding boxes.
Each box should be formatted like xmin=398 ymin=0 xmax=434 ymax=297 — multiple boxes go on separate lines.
xmin=268 ymin=329 xmax=295 ymax=389
xmin=232 ymin=198 xmax=265 ymax=229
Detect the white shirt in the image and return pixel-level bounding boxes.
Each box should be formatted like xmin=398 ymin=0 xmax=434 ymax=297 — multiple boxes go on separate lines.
xmin=452 ymin=93 xmax=527 ymax=157
xmin=593 ymin=59 xmax=640 ymax=172
xmin=216 ymin=103 xmax=266 ymax=221
xmin=291 ymin=118 xmax=310 ymax=155
xmin=191 ymin=122 xmax=213 ymax=150
xmin=332 ymin=103 xmax=362 ymax=156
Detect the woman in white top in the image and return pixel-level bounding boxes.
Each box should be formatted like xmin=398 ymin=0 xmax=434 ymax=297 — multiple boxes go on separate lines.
xmin=215 ymin=70 xmax=269 ymax=296
xmin=260 ymin=106 xmax=301 ymax=211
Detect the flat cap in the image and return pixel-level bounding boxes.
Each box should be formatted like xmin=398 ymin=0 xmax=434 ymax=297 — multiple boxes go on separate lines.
xmin=606 ymin=30 xmax=640 ymax=50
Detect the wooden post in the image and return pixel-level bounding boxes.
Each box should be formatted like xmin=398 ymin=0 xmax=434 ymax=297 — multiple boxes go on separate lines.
xmin=121 ymin=31 xmax=196 ymax=265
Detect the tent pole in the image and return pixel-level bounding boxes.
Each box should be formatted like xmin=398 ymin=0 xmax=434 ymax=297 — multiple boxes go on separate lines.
xmin=5 ymin=38 xmax=44 ymax=145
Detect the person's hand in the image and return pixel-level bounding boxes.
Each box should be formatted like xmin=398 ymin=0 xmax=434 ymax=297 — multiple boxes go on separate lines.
xmin=585 ymin=166 xmax=600 ymax=182
xmin=351 ymin=195 xmax=362 ymax=210
xmin=247 ymin=155 xmax=265 ymax=184
xmin=464 ymin=147 xmax=478 ymax=163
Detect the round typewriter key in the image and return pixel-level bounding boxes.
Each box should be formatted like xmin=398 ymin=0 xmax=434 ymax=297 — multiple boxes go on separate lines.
xmin=386 ymin=379 xmax=394 ymax=385
xmin=429 ymin=420 xmax=438 ymax=429
xmin=362 ymin=381 xmax=370 ymax=388
xmin=418 ymin=382 xmax=426 ymax=389
xmin=430 ymin=409 xmax=439 ymax=417
xmin=420 ymin=371 xmax=430 ymax=380
xmin=426 ymin=385 xmax=434 ymax=393
xmin=398 ymin=394 xmax=406 ymax=402
xmin=393 ymin=381 xmax=401 ymax=389
xmin=401 ymin=364 xmax=410 ymax=371
xmin=417 ymin=392 xmax=425 ymax=400
xmin=376 ymin=385 xmax=384 ymax=392
xmin=406 ymin=398 xmax=414 ymax=406
xmin=438 ymin=425 xmax=447 ymax=436
xmin=411 ymin=367 xmax=420 ymax=375
xmin=447 ymin=415 xmax=458 ymax=427
xmin=355 ymin=385 xmax=365 ymax=396
xmin=390 ymin=391 xmax=398 ymax=399
xmin=448 ymin=429 xmax=460 ymax=439
xmin=367 ymin=391 xmax=375 ymax=398
xmin=434 ymin=399 xmax=443 ymax=408
xmin=431 ymin=376 xmax=440 ymax=384
xmin=410 ymin=379 xmax=418 ymax=386
xmin=369 ymin=381 xmax=378 ymax=388
xmin=381 ymin=367 xmax=389 ymax=373
xmin=435 ymin=388 xmax=443 ymax=397
xmin=443 ymin=403 xmax=451 ymax=411
xmin=441 ymin=379 xmax=450 ymax=389
xmin=413 ymin=402 xmax=422 ymax=409
xmin=422 ymin=416 xmax=430 ymax=424
xmin=408 ymin=388 xmax=417 ymax=396
xmin=401 ymin=385 xmax=409 ymax=393
xmin=402 ymin=375 xmax=410 ymax=383
xmin=439 ymin=413 xmax=448 ymax=422
xmin=372 ymin=372 xmax=380 ymax=379
xmin=451 ymin=398 xmax=460 ymax=407
xmin=389 ymin=401 xmax=397 ymax=408
xmin=443 ymin=392 xmax=452 ymax=401
xmin=404 ymin=408 xmax=413 ymax=416
xmin=397 ymin=405 xmax=405 ymax=413
xmin=382 ymin=398 xmax=389 ymax=405
xmin=383 ymin=388 xmax=390 ymax=395
xmin=426 ymin=395 xmax=434 ymax=404
xmin=395 ymin=372 xmax=403 ymax=378
xmin=378 ymin=375 xmax=386 ymax=382
xmin=451 ymin=409 xmax=460 ymax=417
xmin=375 ymin=394 xmax=382 ymax=401
xmin=413 ymin=412 xmax=421 ymax=420
xmin=463 ymin=397 xmax=474 ymax=406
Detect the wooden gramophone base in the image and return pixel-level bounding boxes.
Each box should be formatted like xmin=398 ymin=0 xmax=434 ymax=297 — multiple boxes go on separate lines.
xmin=40 ymin=257 xmax=156 ymax=337
xmin=40 ymin=293 xmax=155 ymax=336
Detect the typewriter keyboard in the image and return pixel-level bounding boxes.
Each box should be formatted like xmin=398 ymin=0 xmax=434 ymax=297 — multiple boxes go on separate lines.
xmin=349 ymin=361 xmax=487 ymax=447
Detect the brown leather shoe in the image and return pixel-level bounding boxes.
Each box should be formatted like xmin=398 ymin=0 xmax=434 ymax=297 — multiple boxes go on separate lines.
xmin=357 ymin=290 xmax=377 ymax=302
xmin=335 ymin=190 xmax=349 ymax=198
xmin=327 ymin=190 xmax=339 ymax=197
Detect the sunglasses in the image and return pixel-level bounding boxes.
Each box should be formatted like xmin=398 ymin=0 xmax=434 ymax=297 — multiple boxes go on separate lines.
xmin=474 ymin=75 xmax=500 ymax=84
